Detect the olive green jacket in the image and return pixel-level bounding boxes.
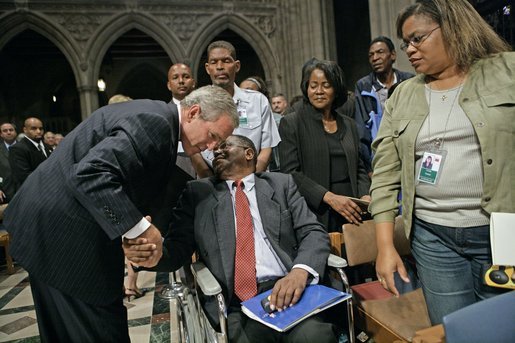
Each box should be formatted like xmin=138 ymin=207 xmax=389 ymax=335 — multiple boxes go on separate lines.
xmin=370 ymin=52 xmax=515 ymax=237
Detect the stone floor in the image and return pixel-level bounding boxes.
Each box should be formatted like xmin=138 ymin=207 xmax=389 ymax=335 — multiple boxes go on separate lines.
xmin=0 ymin=263 xmax=181 ymax=343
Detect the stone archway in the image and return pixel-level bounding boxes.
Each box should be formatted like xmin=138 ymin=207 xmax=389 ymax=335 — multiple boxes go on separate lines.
xmin=95 ymin=28 xmax=172 ymax=107
xmin=0 ymin=29 xmax=81 ymax=133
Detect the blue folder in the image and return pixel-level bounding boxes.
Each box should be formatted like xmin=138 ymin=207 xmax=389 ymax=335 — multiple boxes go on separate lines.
xmin=241 ymin=284 xmax=351 ymax=332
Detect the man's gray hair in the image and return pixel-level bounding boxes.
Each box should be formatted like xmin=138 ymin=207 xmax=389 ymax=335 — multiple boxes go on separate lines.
xmin=181 ymin=85 xmax=239 ymax=128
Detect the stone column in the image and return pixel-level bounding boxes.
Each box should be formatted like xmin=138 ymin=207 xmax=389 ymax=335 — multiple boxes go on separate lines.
xmin=77 ymin=85 xmax=98 ymax=121
xmin=368 ymin=0 xmax=415 ymax=72
xmin=278 ymin=0 xmax=339 ymax=99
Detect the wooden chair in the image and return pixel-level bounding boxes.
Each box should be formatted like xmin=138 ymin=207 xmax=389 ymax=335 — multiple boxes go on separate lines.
xmin=0 ymin=203 xmax=15 ymax=274
xmin=329 ymin=217 xmax=432 ymax=343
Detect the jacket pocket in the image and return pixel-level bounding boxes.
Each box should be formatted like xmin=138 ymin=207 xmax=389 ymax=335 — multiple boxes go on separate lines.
xmin=483 ymin=84 xmax=515 ymax=107
xmin=391 ymin=119 xmax=411 ymax=138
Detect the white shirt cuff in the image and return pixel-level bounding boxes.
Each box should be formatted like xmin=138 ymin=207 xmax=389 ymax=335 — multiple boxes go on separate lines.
xmin=292 ymin=264 xmax=319 ymax=285
xmin=123 ymin=217 xmax=151 ymax=239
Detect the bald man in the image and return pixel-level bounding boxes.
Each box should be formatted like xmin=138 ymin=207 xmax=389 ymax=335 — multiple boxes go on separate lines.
xmin=167 ymin=63 xmax=196 ymax=105
xmin=9 ymin=117 xmax=53 ymax=192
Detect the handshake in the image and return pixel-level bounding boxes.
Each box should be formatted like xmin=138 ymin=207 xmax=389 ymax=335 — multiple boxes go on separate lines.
xmin=123 ymin=216 xmax=163 ymax=268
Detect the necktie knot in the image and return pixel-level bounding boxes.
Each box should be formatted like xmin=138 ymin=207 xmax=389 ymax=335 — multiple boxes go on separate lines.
xmin=234 ymin=180 xmax=244 ymax=189
xmin=38 ymin=143 xmax=47 ymax=157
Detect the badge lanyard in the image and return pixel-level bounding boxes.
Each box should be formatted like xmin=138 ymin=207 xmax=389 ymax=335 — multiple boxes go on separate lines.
xmin=417 ymin=82 xmax=463 ymax=185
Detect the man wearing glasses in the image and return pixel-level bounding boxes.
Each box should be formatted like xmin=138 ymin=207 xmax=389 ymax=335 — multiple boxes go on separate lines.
xmin=354 ymin=36 xmax=414 ymax=174
xmin=125 ymin=134 xmax=340 ymax=343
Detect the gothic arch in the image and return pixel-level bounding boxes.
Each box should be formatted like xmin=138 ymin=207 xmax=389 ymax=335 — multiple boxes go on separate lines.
xmin=88 ymin=12 xmax=185 ymax=85
xmin=188 ymin=13 xmax=279 ymax=87
xmin=0 ymin=11 xmax=82 ymax=84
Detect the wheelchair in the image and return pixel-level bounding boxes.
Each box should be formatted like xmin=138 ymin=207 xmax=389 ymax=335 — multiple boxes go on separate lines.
xmin=166 ymin=254 xmax=355 ymax=343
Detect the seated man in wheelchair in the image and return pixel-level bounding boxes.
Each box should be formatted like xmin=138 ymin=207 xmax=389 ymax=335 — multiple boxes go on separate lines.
xmin=125 ymin=134 xmax=341 ymax=343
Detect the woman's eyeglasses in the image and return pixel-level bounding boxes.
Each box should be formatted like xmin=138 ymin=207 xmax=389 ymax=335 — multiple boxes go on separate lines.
xmin=400 ymin=26 xmax=440 ymax=51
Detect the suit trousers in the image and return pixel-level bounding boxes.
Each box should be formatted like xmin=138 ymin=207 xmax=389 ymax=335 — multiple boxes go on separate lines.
xmin=227 ymin=279 xmax=339 ymax=343
xmin=30 ymin=276 xmax=130 ymax=343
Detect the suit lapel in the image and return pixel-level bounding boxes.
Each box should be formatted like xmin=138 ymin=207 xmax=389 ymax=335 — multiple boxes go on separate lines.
xmin=339 ymin=117 xmax=358 ymax=196
xmin=212 ymin=180 xmax=237 ymax=294
xmin=254 ymin=176 xmax=281 ymax=245
xmin=0 ymin=144 xmax=8 ymax=159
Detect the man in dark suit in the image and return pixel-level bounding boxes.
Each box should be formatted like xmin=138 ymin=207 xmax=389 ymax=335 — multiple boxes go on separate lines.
xmin=8 ymin=117 xmax=53 ymax=193
xmin=0 ymin=122 xmax=17 ymax=203
xmin=125 ymin=135 xmax=338 ymax=343
xmin=4 ymin=86 xmax=238 ymax=342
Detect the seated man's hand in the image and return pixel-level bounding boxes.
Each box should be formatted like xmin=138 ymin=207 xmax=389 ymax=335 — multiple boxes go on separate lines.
xmin=269 ymin=268 xmax=309 ymax=312
xmin=123 ymin=224 xmax=162 ymax=268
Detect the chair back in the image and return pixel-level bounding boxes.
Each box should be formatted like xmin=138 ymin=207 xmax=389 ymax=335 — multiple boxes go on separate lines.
xmin=330 ymin=216 xmax=410 ymax=266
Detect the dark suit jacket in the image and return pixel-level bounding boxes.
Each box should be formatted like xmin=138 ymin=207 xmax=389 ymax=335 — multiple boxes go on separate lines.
xmin=0 ymin=143 xmax=16 ymax=201
xmin=278 ymin=102 xmax=371 ymax=228
xmin=156 ymin=172 xmax=330 ymax=325
xmin=8 ymin=137 xmax=53 ymax=192
xmin=4 ymin=99 xmax=179 ymax=306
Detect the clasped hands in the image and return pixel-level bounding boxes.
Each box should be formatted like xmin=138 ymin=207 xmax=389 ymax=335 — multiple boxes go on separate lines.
xmin=123 ymin=216 xmax=162 ymax=268
xmin=123 ymin=223 xmax=310 ymax=311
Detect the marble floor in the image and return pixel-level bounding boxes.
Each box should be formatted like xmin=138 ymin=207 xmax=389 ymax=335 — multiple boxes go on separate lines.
xmin=0 ymin=262 xmax=182 ymax=343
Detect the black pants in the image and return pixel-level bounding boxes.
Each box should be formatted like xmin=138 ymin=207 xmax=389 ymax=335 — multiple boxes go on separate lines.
xmin=30 ymin=276 xmax=130 ymax=343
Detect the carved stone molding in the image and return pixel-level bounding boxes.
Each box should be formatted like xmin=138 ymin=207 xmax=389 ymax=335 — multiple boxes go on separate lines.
xmin=157 ymin=14 xmax=213 ymax=42
xmin=52 ymin=14 xmax=107 ymax=46
xmin=247 ymin=14 xmax=276 ymax=38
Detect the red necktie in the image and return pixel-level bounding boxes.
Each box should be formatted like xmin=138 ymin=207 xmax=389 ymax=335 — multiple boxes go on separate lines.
xmin=233 ymin=180 xmax=257 ymax=301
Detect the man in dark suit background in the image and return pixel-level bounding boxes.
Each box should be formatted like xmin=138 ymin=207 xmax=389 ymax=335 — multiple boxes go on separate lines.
xmin=8 ymin=117 xmax=53 ymax=193
xmin=4 ymin=86 xmax=238 ymax=342
xmin=0 ymin=122 xmax=17 ymax=203
xmin=125 ymin=135 xmax=338 ymax=343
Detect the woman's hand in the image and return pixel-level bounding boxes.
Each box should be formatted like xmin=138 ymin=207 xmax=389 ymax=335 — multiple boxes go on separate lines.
xmin=323 ymin=192 xmax=363 ymax=224
xmin=375 ymin=221 xmax=410 ymax=296
xmin=376 ymin=245 xmax=410 ymax=297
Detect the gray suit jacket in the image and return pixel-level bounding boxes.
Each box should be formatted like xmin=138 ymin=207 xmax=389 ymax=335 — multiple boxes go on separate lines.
xmin=4 ymin=99 xmax=179 ymax=305
xmin=156 ymin=172 xmax=330 ymax=324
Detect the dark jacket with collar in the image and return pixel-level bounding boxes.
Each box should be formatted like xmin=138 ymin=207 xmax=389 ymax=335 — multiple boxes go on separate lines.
xmin=354 ymin=69 xmax=414 ymax=172
xmin=4 ymin=99 xmax=179 ymax=306
xmin=278 ymin=101 xmax=370 ymax=229
xmin=8 ymin=137 xmax=53 ymax=192
xmin=0 ymin=142 xmax=16 ymax=201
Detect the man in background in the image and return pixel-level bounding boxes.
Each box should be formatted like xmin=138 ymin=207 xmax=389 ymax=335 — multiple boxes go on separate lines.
xmin=354 ymin=36 xmax=414 ymax=173
xmin=43 ymin=131 xmax=56 ymax=150
xmin=0 ymin=123 xmax=17 ymax=203
xmin=192 ymin=40 xmax=280 ymax=177
xmin=9 ymin=117 xmax=52 ymax=192
xmin=271 ymin=93 xmax=288 ymax=123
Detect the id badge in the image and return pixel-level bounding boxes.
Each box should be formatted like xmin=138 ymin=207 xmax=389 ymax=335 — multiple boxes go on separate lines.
xmin=417 ymin=150 xmax=447 ymax=185
xmin=238 ymin=107 xmax=249 ymax=127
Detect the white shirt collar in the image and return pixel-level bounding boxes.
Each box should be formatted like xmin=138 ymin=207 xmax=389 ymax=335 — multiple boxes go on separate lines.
xmin=375 ymin=73 xmax=398 ymax=89
xmin=225 ymin=173 xmax=255 ymax=191
xmin=25 ymin=136 xmax=42 ymax=149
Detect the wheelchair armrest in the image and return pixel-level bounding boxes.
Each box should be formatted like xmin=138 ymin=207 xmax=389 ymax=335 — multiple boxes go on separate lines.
xmin=327 ymin=253 xmax=348 ymax=268
xmin=191 ymin=261 xmax=223 ymax=296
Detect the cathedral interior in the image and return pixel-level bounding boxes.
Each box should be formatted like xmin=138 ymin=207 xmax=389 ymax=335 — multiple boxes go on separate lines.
xmin=0 ymin=0 xmax=512 ymax=134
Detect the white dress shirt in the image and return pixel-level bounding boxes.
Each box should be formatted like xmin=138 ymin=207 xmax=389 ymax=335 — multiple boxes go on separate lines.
xmin=226 ymin=173 xmax=319 ymax=284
